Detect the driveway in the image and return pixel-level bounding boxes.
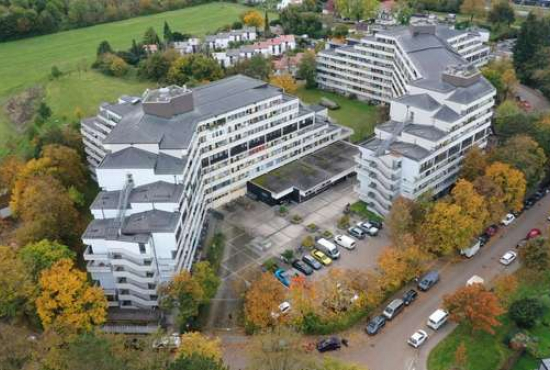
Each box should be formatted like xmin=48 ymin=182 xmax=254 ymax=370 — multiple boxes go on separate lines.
xmin=516 ymin=84 xmax=550 ymax=112
xmin=220 ymin=194 xmax=550 ymax=370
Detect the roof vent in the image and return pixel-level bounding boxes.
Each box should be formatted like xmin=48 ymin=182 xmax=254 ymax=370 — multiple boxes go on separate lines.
xmin=142 ymin=85 xmax=194 ymax=118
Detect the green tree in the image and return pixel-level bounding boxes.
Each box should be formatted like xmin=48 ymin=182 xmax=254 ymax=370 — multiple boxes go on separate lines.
xmin=167 ymin=54 xmax=224 ymax=86
xmin=50 ymin=65 xmax=62 ymax=79
xmin=35 ymin=102 xmax=52 ymax=125
xmin=138 ymin=53 xmax=172 ymax=81
xmin=18 ymin=239 xmax=75 ymax=281
xmin=519 ymin=237 xmax=550 ymax=272
xmin=97 ymin=40 xmax=113 ymax=56
xmin=192 ymin=261 xmax=220 ymax=303
xmin=163 ymin=21 xmax=173 ymax=42
xmin=143 ymin=26 xmax=160 ymax=45
xmin=297 ymin=50 xmax=317 ymax=89
xmin=460 ymin=146 xmax=488 ymax=181
xmin=159 ymin=270 xmax=205 ymax=328
xmin=509 ymin=298 xmax=545 ymax=329
xmin=0 ymin=246 xmax=33 ymax=319
xmin=488 ymin=0 xmax=515 ymax=25
xmin=229 ymin=54 xmax=272 ymax=81
xmin=513 ymin=13 xmax=550 ymax=84
xmin=169 ymin=354 xmax=228 ymax=370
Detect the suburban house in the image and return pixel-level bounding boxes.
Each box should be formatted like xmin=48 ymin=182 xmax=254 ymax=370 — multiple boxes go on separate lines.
xmin=204 ymin=27 xmax=257 ymax=50
xmin=213 ymin=35 xmax=296 ymax=67
xmin=351 ymin=20 xmax=496 ymax=215
xmin=80 ymin=75 xmax=351 ymax=309
xmin=172 ymin=38 xmax=201 ymax=55
xmin=316 ymin=22 xmax=491 ymax=103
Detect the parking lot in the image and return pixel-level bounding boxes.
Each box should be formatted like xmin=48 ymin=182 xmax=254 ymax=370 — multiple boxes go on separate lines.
xmin=204 ymin=178 xmax=391 ymax=330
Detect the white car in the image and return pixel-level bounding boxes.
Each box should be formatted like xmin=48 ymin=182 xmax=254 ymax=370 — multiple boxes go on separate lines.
xmin=501 ymin=213 xmax=516 ymax=226
xmin=271 ymin=301 xmax=291 ymax=318
xmin=334 ymin=234 xmax=356 ymax=250
xmin=499 ymin=251 xmax=517 ymax=266
xmin=357 ymin=222 xmax=379 ymax=236
xmin=152 ymin=333 xmax=181 ymax=349
xmin=407 ymin=330 xmax=428 ymax=348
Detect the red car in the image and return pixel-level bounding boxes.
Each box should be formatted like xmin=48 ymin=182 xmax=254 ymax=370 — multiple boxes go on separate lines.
xmin=526 ymin=228 xmax=542 ymax=240
xmin=485 ymin=224 xmax=499 ymax=237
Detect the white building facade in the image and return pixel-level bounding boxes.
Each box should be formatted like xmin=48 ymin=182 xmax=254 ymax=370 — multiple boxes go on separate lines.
xmin=213 ymin=35 xmax=296 ymax=68
xmin=81 ymin=76 xmax=351 ymax=309
xmin=352 ymin=22 xmax=496 ymax=216
xmin=205 ymin=27 xmax=257 ymax=50
xmin=316 ymin=23 xmax=491 ymax=103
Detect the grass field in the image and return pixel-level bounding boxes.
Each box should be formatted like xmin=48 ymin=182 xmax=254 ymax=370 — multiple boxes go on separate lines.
xmin=0 ymin=2 xmax=261 ymax=148
xmin=428 ymin=269 xmax=550 ymax=370
xmin=294 ymin=87 xmax=380 ymax=143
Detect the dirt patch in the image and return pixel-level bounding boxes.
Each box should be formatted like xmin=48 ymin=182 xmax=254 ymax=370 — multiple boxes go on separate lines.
xmin=4 ymin=86 xmax=43 ymax=131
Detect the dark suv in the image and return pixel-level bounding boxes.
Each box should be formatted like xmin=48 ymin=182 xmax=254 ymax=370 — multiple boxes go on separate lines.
xmin=316 ymin=337 xmax=341 ymax=352
xmin=292 ymin=259 xmax=313 ymax=276
xmin=365 ymin=315 xmax=386 ymax=335
xmin=418 ymin=271 xmax=439 ymax=291
xmin=402 ymin=289 xmax=418 ymax=306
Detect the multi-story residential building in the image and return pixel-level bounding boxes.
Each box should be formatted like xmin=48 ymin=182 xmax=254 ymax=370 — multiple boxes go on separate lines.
xmin=172 ymin=38 xmax=202 ymax=55
xmin=354 ymin=22 xmax=496 ymax=216
xmin=204 ymin=27 xmax=257 ymax=50
xmin=81 ymin=75 xmax=351 ymax=309
xmin=214 ymin=35 xmax=296 ymax=68
xmin=316 ymin=22 xmax=490 ymax=103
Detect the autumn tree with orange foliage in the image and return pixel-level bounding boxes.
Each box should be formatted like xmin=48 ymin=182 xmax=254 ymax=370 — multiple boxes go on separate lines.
xmin=241 ymin=10 xmax=264 ymax=29
xmin=377 ymin=245 xmax=427 ymax=291
xmin=41 ymin=144 xmax=87 ymax=191
xmin=450 ymin=179 xmax=488 ymax=235
xmin=443 ymin=283 xmax=505 ymax=334
xmin=36 ymin=258 xmax=107 ymax=331
xmin=288 ymin=274 xmax=316 ymax=321
xmin=178 ymin=332 xmax=222 ymax=361
xmin=270 ymin=73 xmax=298 ymax=94
xmin=244 ymin=272 xmax=285 ymax=329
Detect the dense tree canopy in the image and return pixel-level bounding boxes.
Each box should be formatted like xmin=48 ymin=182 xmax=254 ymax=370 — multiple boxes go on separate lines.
xmin=18 ymin=239 xmax=76 ymax=281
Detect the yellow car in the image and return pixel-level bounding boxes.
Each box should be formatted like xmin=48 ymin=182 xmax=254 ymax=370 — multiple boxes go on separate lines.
xmin=311 ymin=249 xmax=332 ymax=266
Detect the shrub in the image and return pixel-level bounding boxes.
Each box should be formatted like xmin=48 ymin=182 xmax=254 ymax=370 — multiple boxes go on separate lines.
xmin=301 ymin=235 xmax=315 ymax=249
xmin=509 ymin=298 xmax=546 ymax=328
xmin=281 ymin=249 xmax=294 ymax=263
xmin=306 ymin=223 xmax=318 ymax=232
xmin=50 ymin=66 xmax=62 ymax=79
xmin=262 ymin=258 xmax=279 ymax=273
xmin=291 ymin=214 xmax=303 ymax=224
xmin=278 ymin=205 xmax=288 ymax=215
xmin=322 ymin=230 xmax=333 ymax=239
xmin=337 ymin=215 xmax=350 ymax=229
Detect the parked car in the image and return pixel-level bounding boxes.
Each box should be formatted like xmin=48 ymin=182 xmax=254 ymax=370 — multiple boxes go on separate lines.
xmin=348 ymin=226 xmax=366 ymax=239
xmin=316 ymin=238 xmax=340 ymax=259
xmin=368 ymin=220 xmax=383 ymax=230
xmin=407 ymin=330 xmax=428 ymax=348
xmin=302 ymin=254 xmax=323 ymax=270
xmin=334 ymin=234 xmax=356 ymax=250
xmin=383 ymin=298 xmax=405 ymax=320
xmin=365 ymin=315 xmax=386 ymax=335
xmin=418 ymin=271 xmax=439 ymax=291
xmin=460 ymin=239 xmax=481 ymax=258
xmin=478 ymin=233 xmax=490 ymax=247
xmin=500 ymin=251 xmax=517 ymax=266
xmin=274 ymin=269 xmax=290 ymax=287
xmin=152 ymin=333 xmax=181 ymax=350
xmin=524 ymin=198 xmax=535 ymax=210
xmin=501 ymin=213 xmax=516 ymax=226
xmin=526 ymin=228 xmax=542 ymax=240
xmin=516 ymin=239 xmax=528 ymax=249
xmin=271 ymin=301 xmax=291 ymax=318
xmin=402 ymin=289 xmax=418 ymax=306
xmin=357 ymin=221 xmax=379 ymax=236
xmin=316 ymin=337 xmax=341 ymax=352
xmin=485 ymin=224 xmax=499 ymax=237
xmin=311 ymin=249 xmax=332 ymax=266
xmin=427 ymin=309 xmax=449 ymax=330
xmin=292 ymin=260 xmax=313 ymax=276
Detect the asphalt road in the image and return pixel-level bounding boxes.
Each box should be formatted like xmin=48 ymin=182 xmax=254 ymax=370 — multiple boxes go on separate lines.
xmin=220 ymin=194 xmax=550 ymax=370
xmin=328 ymin=194 xmax=550 ymax=370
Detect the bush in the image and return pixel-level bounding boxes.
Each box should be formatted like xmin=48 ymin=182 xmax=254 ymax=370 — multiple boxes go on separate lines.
xmin=278 ymin=205 xmax=288 ymax=215
xmin=262 ymin=257 xmax=279 ymax=273
xmin=322 ymin=230 xmax=333 ymax=239
xmin=337 ymin=215 xmax=350 ymax=229
xmin=50 ymin=66 xmax=62 ymax=79
xmin=291 ymin=214 xmax=303 ymax=224
xmin=281 ymin=249 xmax=294 ymax=263
xmin=301 ymin=309 xmax=368 ymax=335
xmin=306 ymin=223 xmax=318 ymax=232
xmin=302 ymin=235 xmax=315 ymax=249
xmin=206 ymin=232 xmax=225 ymax=273
xmin=509 ymin=298 xmax=546 ymax=329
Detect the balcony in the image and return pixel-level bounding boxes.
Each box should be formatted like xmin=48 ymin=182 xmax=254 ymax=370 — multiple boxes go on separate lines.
xmin=117 ymin=282 xmax=157 ymax=296
xmin=113 ymin=269 xmax=157 ymax=284
xmin=87 ymin=260 xmax=111 ymax=273
xmin=118 ymin=294 xmax=158 ymax=307
xmin=83 ymin=245 xmax=108 ymax=261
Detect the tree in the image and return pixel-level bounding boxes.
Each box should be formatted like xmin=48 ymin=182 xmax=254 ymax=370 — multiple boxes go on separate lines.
xmin=492 ymin=275 xmax=518 ymax=307
xmin=241 ymin=10 xmax=264 ymax=28
xmin=484 ymin=161 xmax=526 ymax=212
xmin=229 ymin=54 xmax=273 ymax=81
xmin=159 ymin=270 xmax=205 ymax=328
xmin=0 ymin=155 xmax=24 ymax=196
xmin=460 ymin=146 xmax=488 ymax=181
xmin=334 ymin=0 xmax=379 ymax=21
xmin=143 ymin=27 xmax=160 ymax=45
xmin=492 ymin=135 xmax=547 ymax=192
xmin=14 ymin=175 xmax=80 ymax=246
xmin=244 ymin=272 xmax=285 ymax=329
xmin=535 ymin=114 xmax=550 ymax=156
xmin=297 ymin=50 xmax=317 ymax=89
xmin=178 ymin=332 xmax=222 ymax=361
xmin=270 ymin=73 xmax=298 ymax=94
xmin=443 ymin=284 xmax=505 ymax=334
xmin=192 ymin=261 xmax=220 ymax=303
xmin=97 ymin=40 xmax=113 ymax=56
xmin=0 ymin=323 xmax=37 ymax=370
xmin=167 ymin=54 xmax=224 ymax=86
xmin=509 ymin=298 xmax=545 ymax=329
xmin=248 ymin=328 xmax=311 ymax=370
xmin=377 ymin=245 xmax=427 ymax=291
xmin=138 ymin=52 xmax=172 ymax=81
xmin=0 ymin=246 xmax=33 ymax=319
xmin=450 ymin=179 xmax=488 ymax=235
xmin=387 ymin=197 xmax=416 ymax=247
xmin=264 ymin=11 xmax=271 ymax=36
xmin=460 ymin=0 xmax=485 ymax=24
xmin=36 ymin=258 xmax=107 ymax=331
xmin=41 ymin=144 xmax=87 ymax=190
xmin=513 ymin=13 xmax=550 ymax=83
xmin=482 ymin=60 xmax=518 ymax=102
xmin=422 ymin=201 xmax=477 ymax=256
xmin=18 ymin=239 xmax=75 ymax=281
xmin=473 ymin=175 xmax=506 ymax=223
xmin=519 ymin=237 xmax=550 ymax=272
xmin=169 ymin=354 xmax=228 ymax=370
xmin=163 ymin=21 xmax=172 ymax=42
xmin=280 ymin=7 xmax=324 ymax=38
xmin=488 ymin=0 xmax=515 ymax=25
xmin=36 ymin=102 xmax=52 ymax=124
xmin=288 ymin=275 xmax=317 ymax=323
xmin=50 ymin=65 xmax=62 ymax=79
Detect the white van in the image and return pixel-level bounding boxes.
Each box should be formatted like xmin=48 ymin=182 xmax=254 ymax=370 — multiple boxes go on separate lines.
xmin=316 ymin=238 xmax=340 ymax=259
xmin=334 ymin=235 xmax=356 ymax=250
xmin=427 ymin=309 xmax=449 ymax=330
xmin=460 ymin=239 xmax=481 ymax=258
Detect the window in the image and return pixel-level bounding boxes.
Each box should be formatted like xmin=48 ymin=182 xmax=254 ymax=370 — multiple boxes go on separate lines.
xmin=139 ymin=243 xmax=146 ymax=254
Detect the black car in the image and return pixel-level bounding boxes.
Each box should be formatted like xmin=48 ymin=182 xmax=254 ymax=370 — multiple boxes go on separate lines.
xmin=365 ymin=315 xmax=386 ymax=335
xmin=302 ymin=255 xmax=322 ymax=270
xmin=316 ymin=337 xmax=341 ymax=352
xmin=524 ymin=198 xmax=535 ymax=210
xmin=292 ymin=259 xmax=313 ymax=276
xmin=478 ymin=233 xmax=490 ymax=247
xmin=402 ymin=289 xmax=418 ymax=306
xmin=516 ymin=239 xmax=528 ymax=249
xmin=369 ymin=220 xmax=383 ymax=230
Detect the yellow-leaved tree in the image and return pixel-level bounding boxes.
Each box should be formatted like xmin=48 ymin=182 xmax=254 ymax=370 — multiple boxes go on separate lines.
xmin=451 ymin=179 xmax=489 ymax=235
xmin=244 ymin=272 xmax=285 ymax=329
xmin=178 ymin=332 xmax=222 ymax=360
xmin=241 ymin=10 xmax=264 ymax=29
xmin=484 ymin=161 xmax=526 ymax=212
xmin=270 ymin=73 xmax=298 ymax=94
xmin=36 ymin=258 xmax=107 ymax=331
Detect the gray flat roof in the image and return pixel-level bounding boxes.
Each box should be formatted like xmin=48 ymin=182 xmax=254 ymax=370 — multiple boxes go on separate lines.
xmin=447 ymin=77 xmax=495 ymax=104
xmin=99 ymin=147 xmax=187 ymax=175
xmin=395 ymin=93 xmax=441 ymax=111
xmin=104 ymin=75 xmax=286 ymax=150
xmin=433 ymin=105 xmax=461 ymax=122
xmin=403 ymin=124 xmax=447 ymax=141
xmin=251 ymin=141 xmax=358 ymax=194
xmin=130 ymin=181 xmax=184 ymax=203
xmin=361 ymin=137 xmax=431 ymax=161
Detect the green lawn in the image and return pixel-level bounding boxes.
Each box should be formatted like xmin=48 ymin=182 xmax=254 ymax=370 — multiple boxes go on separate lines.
xmin=428 ymin=270 xmax=550 ymax=370
xmin=295 ymin=87 xmax=380 ymax=143
xmin=0 ymin=2 xmax=262 ymax=147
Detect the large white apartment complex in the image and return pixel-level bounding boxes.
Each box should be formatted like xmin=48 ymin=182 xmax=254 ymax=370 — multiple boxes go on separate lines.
xmin=80 ymin=75 xmax=351 ymax=309
xmin=316 ymin=23 xmax=490 ymax=103
xmin=351 ymin=22 xmax=496 ymax=215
